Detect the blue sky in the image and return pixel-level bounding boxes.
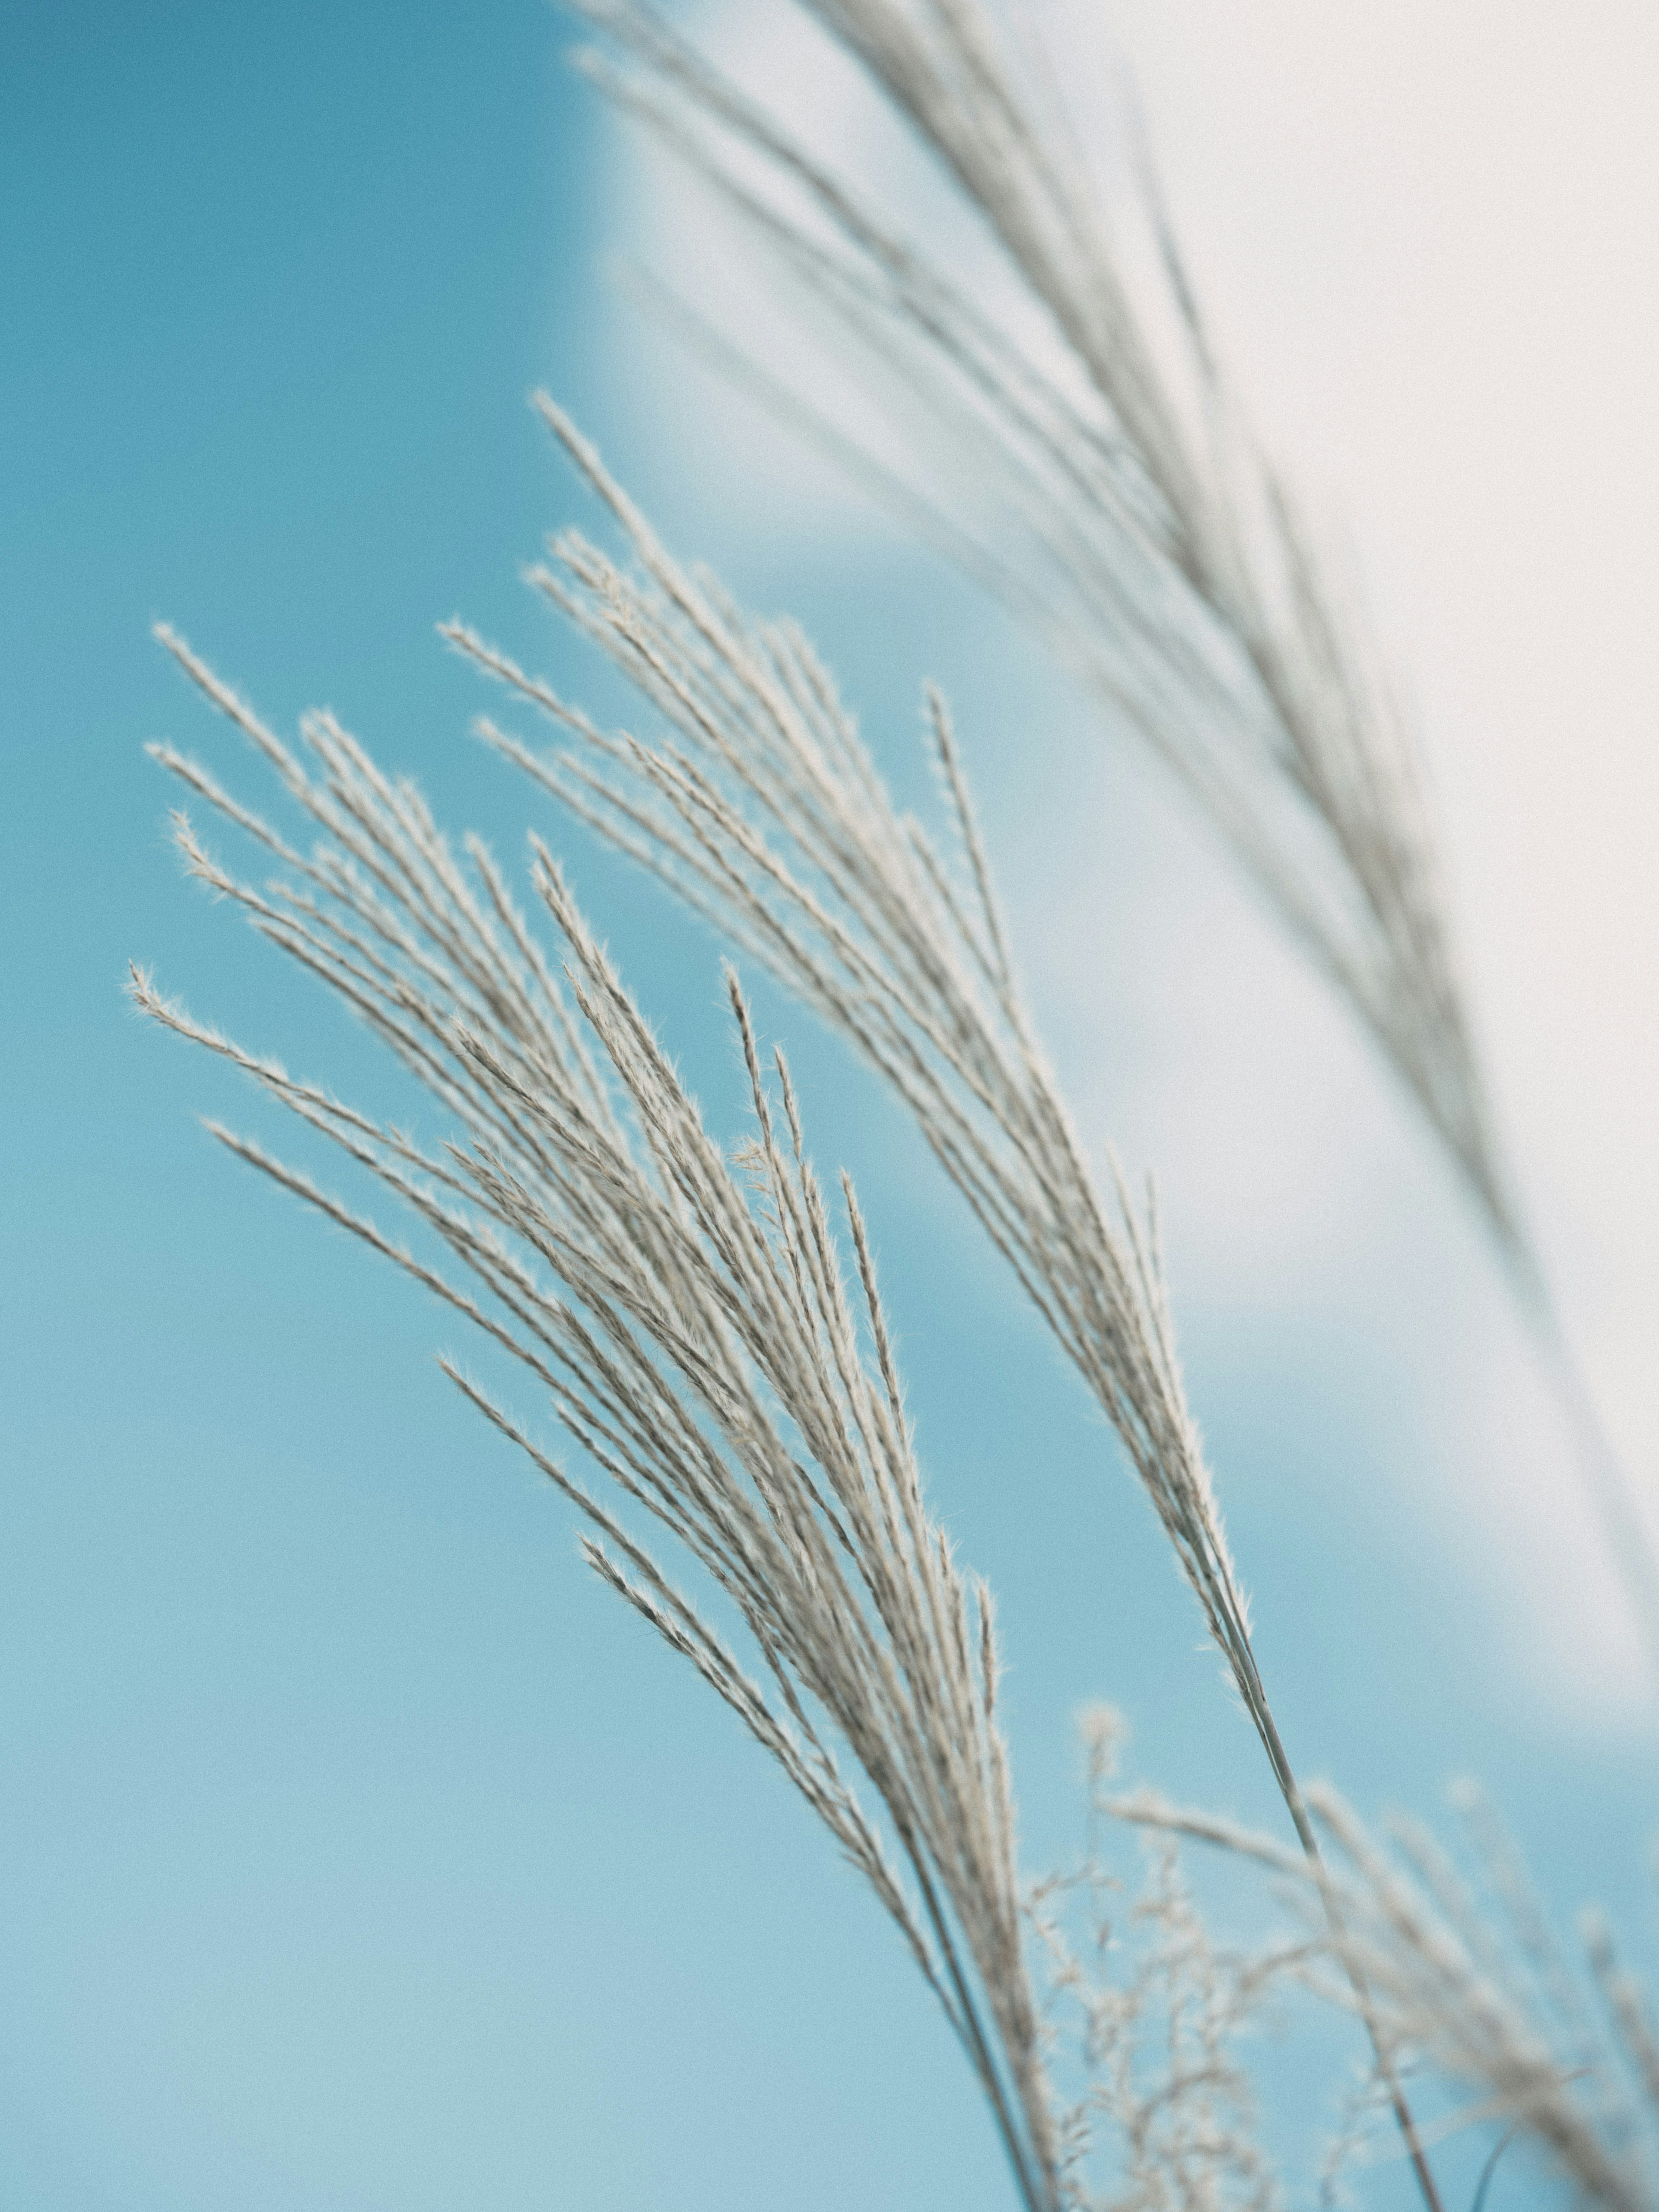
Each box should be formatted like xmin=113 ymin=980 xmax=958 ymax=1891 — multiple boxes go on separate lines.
xmin=4 ymin=2 xmax=1657 ymax=2207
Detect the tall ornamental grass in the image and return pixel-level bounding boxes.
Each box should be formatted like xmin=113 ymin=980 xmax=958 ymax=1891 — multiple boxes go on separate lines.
xmin=136 ymin=6 xmax=1657 ymax=2207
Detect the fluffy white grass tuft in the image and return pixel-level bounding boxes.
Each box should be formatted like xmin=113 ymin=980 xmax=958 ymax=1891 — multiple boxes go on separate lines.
xmin=446 ymin=402 xmax=1272 ymax=1793
xmin=136 ymin=624 xmax=1061 ymax=2211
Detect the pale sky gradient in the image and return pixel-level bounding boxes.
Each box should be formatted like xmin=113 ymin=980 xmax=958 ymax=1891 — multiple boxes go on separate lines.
xmin=4 ymin=4 xmax=1656 ymax=2206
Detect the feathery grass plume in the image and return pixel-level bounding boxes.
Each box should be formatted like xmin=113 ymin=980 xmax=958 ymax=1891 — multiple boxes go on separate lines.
xmin=135 ymin=626 xmax=1062 ymax=2212
xmin=448 ymin=406 xmax=1446 ymax=2212
xmin=1026 ymin=1707 xmax=1297 ymax=2212
xmin=561 ymin=0 xmax=1659 ymax=1667
xmin=1110 ymin=1779 xmax=1659 ymax=2212
xmin=447 ymin=400 xmax=1265 ymax=1784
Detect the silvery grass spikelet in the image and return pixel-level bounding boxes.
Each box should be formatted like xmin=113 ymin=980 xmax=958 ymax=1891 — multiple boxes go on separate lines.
xmin=562 ymin=0 xmax=1659 ymax=1670
xmin=446 ymin=407 xmax=1444 ymax=2212
xmin=134 ymin=627 xmax=1062 ymax=2212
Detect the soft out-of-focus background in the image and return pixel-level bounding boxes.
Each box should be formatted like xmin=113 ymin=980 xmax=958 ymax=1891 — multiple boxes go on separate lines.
xmin=3 ymin=2 xmax=1656 ymax=2206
